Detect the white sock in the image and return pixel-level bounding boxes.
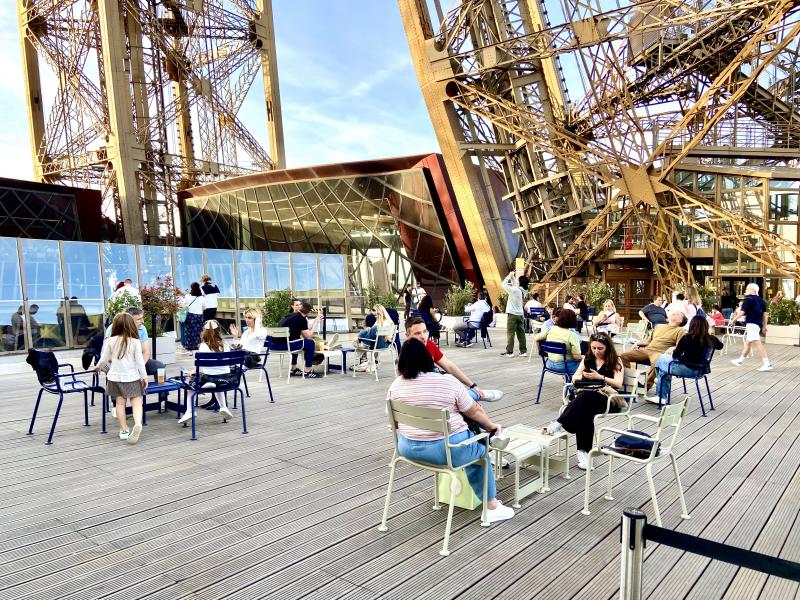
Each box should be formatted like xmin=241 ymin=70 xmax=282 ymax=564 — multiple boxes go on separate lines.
xmin=215 ymin=393 xmax=228 ymax=410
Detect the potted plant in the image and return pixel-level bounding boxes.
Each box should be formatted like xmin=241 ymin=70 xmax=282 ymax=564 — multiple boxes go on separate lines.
xmin=443 ymin=281 xmax=476 ymax=316
xmin=106 ymin=290 xmax=142 ymax=322
xmin=766 ymin=298 xmax=800 ymax=346
xmin=586 ymin=281 xmax=613 ymax=311
xmin=366 ymin=283 xmax=399 ymax=309
xmin=262 ymin=288 xmax=293 ymax=327
xmin=139 ymin=276 xmax=184 ymax=364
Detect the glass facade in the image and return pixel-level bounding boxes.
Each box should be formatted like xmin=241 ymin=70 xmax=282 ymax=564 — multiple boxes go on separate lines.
xmin=180 ymin=165 xmax=466 ymax=316
xmin=0 ymin=237 xmax=348 ymax=354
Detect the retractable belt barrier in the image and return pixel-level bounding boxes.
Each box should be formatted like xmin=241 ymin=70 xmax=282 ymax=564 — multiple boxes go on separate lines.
xmin=620 ymin=508 xmax=800 ymax=600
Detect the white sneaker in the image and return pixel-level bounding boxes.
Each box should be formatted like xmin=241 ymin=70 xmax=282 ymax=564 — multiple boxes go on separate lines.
xmin=127 ymin=423 xmax=142 ymax=445
xmin=486 ymin=500 xmax=514 ymax=523
xmin=643 ymin=396 xmax=662 ymax=404
xmin=219 ymin=406 xmax=235 ymax=420
xmin=118 ymin=429 xmax=129 ymax=441
xmin=546 ymin=421 xmax=563 ymax=435
xmin=482 ymin=389 xmax=504 ymax=402
xmin=577 ymin=450 xmax=588 ymax=470
xmin=516 ymin=352 xmax=526 ymax=358
xmin=178 ymin=410 xmax=195 ymax=425
xmin=730 ymin=359 xmax=744 ymax=367
xmin=757 ymin=363 xmax=773 ymax=372
xmin=499 ymin=352 xmax=514 ymax=357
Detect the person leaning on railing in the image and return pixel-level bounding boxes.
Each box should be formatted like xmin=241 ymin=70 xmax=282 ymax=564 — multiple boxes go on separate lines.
xmin=387 ymin=338 xmax=514 ymax=524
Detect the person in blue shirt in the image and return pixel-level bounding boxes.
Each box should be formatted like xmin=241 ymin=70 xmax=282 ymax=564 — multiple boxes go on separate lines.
xmin=729 ymin=283 xmax=772 ymax=371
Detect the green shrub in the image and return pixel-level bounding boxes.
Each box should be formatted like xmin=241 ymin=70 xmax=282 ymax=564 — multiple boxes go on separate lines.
xmin=697 ymin=284 xmax=718 ymax=311
xmin=261 ymin=289 xmax=293 ymax=327
xmin=443 ymin=281 xmax=477 ymax=316
xmin=140 ymin=276 xmax=183 ymax=336
xmin=497 ymin=291 xmax=508 ymax=311
xmin=365 ymin=284 xmax=399 ymax=309
xmin=106 ymin=290 xmax=142 ymax=323
xmin=586 ymin=282 xmax=613 ymax=310
xmin=768 ymin=298 xmax=799 ymax=325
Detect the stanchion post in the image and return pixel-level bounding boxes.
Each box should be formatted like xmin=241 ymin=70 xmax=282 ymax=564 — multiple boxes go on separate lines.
xmin=620 ymin=507 xmax=647 ymax=600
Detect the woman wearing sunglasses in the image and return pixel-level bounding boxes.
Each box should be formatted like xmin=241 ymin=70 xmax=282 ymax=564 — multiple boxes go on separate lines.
xmin=546 ymin=332 xmax=624 ymax=470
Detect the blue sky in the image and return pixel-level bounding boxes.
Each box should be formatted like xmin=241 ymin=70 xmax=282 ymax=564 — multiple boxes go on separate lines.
xmin=0 ymin=1 xmax=439 ymax=179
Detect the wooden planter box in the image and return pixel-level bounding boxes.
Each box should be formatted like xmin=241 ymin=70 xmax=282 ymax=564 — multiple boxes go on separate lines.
xmin=766 ymin=324 xmax=800 ymax=346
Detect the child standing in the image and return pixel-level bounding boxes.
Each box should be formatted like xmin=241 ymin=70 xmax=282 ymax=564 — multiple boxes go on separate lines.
xmin=96 ymin=312 xmax=148 ymax=444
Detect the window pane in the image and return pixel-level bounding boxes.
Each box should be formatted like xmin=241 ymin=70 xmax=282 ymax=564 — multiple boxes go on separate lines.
xmin=293 ymin=253 xmax=318 ymax=295
xmin=0 ymin=238 xmax=22 ymax=352
xmin=62 ymin=242 xmax=104 ymax=347
xmin=697 ymin=174 xmax=715 ymax=192
xmin=266 ymin=251 xmax=291 ymax=291
xmin=769 ymin=191 xmax=798 ymax=221
xmin=203 ymin=249 xmax=235 ymax=296
xmin=236 ymin=250 xmax=263 ymax=298
xmin=676 ymin=171 xmax=693 ymax=190
xmin=174 ymin=247 xmax=203 ymax=292
xmin=21 ymin=239 xmax=66 ymax=348
xmin=102 ymin=243 xmax=138 ymax=297
xmin=139 ymin=246 xmax=173 ymax=285
xmin=319 ymin=254 xmax=344 ymax=295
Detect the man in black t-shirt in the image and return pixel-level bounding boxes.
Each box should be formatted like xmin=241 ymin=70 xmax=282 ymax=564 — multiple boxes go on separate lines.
xmin=272 ymin=301 xmax=322 ymax=378
xmin=729 ymin=283 xmax=772 ymax=371
xmin=639 ymin=295 xmax=668 ymax=328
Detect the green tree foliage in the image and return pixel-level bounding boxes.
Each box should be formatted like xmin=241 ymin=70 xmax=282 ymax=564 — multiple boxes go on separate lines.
xmin=262 ymin=289 xmax=293 ymax=327
xmin=443 ymin=281 xmax=477 ymax=315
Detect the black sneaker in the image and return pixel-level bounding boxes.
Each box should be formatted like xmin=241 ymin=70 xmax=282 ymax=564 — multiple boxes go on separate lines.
xmin=289 ymin=369 xmax=304 ymax=377
xmin=305 ymin=371 xmax=321 ymax=379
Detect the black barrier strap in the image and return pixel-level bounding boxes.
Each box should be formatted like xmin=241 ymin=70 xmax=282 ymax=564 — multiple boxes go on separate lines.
xmin=643 ymin=524 xmax=800 ymax=582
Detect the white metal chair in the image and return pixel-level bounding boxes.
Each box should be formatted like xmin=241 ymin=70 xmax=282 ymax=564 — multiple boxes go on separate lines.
xmin=582 ymin=396 xmax=691 ymax=526
xmin=721 ymin=321 xmax=747 ymax=355
xmin=353 ymin=325 xmax=397 ymax=381
xmin=560 ymin=367 xmax=639 ymax=450
xmin=378 ymin=399 xmax=490 ymax=556
xmin=618 ymin=321 xmax=648 ymax=352
xmin=265 ymin=327 xmax=304 ymax=384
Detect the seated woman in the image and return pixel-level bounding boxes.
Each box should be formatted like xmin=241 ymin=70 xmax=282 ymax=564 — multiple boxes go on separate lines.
xmin=387 ymin=338 xmax=514 ymax=523
xmin=592 ymin=299 xmax=621 ymax=335
xmin=534 ymin=308 xmax=583 ymax=377
xmin=649 ymin=315 xmax=723 ymax=404
xmin=710 ymin=304 xmax=725 ymax=328
xmin=546 ymin=332 xmax=624 ymax=470
xmin=417 ymin=293 xmax=440 ymax=341
xmin=355 ymin=304 xmax=394 ymax=371
xmin=229 ymin=308 xmax=267 ymax=366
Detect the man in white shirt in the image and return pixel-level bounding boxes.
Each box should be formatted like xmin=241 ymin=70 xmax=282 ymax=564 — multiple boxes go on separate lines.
xmin=665 ymin=292 xmax=686 ymax=316
xmin=524 ymin=292 xmax=543 ymax=314
xmin=411 ymin=282 xmax=427 ymax=311
xmin=500 ymin=271 xmax=528 ymax=357
xmin=452 ymin=292 xmax=491 ymax=346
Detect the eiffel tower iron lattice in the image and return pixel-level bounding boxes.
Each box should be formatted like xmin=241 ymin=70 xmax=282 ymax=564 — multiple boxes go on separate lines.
xmin=399 ymin=0 xmax=800 ymax=299
xmin=16 ymin=0 xmax=284 ymax=244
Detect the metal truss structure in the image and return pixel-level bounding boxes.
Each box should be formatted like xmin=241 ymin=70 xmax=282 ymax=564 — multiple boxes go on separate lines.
xmin=17 ymin=0 xmax=284 ymax=244
xmin=399 ymin=0 xmax=800 ymax=296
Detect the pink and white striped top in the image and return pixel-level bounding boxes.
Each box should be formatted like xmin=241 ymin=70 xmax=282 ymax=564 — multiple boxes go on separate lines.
xmin=386 ymin=372 xmax=475 ymax=441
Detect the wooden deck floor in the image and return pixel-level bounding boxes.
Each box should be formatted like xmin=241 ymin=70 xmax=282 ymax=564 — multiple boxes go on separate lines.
xmin=1 ymin=339 xmax=799 ymax=599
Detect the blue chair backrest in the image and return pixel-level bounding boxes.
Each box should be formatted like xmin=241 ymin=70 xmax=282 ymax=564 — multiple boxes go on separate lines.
xmin=539 ymin=341 xmax=567 ymax=359
xmin=701 ymin=346 xmax=715 ymax=374
xmin=587 ymin=307 xmax=597 ymax=317
xmin=529 ymin=307 xmax=548 ymax=321
xmin=193 ymin=350 xmax=246 ymax=369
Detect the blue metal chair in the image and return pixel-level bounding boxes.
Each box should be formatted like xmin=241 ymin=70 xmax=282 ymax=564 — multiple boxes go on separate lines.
xmin=459 ymin=310 xmax=493 ymax=348
xmin=535 ymin=341 xmax=570 ymax=404
xmin=657 ymin=346 xmax=716 ymax=416
xmin=27 ymin=349 xmax=105 ymax=445
xmin=240 ymin=340 xmax=274 ymax=404
xmin=177 ymin=351 xmax=247 ymax=440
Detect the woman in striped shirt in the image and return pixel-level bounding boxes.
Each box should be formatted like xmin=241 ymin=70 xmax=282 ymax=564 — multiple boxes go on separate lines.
xmin=386 ymin=338 xmax=514 ymax=523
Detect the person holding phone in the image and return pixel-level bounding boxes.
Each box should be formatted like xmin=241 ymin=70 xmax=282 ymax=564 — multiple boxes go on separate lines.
xmin=592 ymin=299 xmax=621 ymax=335
xmin=545 ymin=332 xmax=623 ymax=470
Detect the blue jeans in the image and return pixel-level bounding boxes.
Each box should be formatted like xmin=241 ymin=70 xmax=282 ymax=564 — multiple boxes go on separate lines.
xmin=269 ymin=338 xmax=315 ymax=369
xmin=398 ymin=430 xmax=495 ymax=500
xmin=546 ymin=358 xmax=581 ymax=378
xmin=655 ymin=354 xmax=700 ymax=401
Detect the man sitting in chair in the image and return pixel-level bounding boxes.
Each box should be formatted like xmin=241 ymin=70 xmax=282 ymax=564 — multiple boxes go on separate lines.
xmin=405 ymin=317 xmax=503 ymax=402
xmin=271 ymin=301 xmax=321 ymax=379
xmin=452 ymin=291 xmax=491 ymax=347
xmin=619 ymin=309 xmax=686 ymax=393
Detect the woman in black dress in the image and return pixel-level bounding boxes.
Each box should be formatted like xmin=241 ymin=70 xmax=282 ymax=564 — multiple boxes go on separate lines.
xmin=546 ymin=332 xmax=624 ymax=470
